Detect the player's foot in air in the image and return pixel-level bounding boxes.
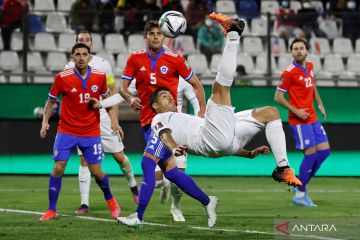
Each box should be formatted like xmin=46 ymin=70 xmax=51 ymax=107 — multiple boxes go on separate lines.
xmin=209 ymin=12 xmax=245 ymax=36
xmin=106 ymin=196 xmax=121 ymax=219
xmin=293 ymin=194 xmax=317 ymax=207
xmin=170 ymin=205 xmax=185 ymax=222
xmin=39 ymin=210 xmax=57 ymax=221
xmin=74 ymin=204 xmax=89 ymax=215
xmin=272 ymin=166 xmax=302 ymax=187
xmin=117 ymin=212 xmax=143 ymax=229
xmin=130 ymin=186 xmax=139 ymax=204
xmin=204 ymin=196 xmax=219 ymax=228
xmin=160 ymin=180 xmax=171 ymax=204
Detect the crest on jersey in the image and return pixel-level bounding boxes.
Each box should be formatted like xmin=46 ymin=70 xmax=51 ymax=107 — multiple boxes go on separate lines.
xmin=310 ymin=70 xmax=314 ymax=77
xmin=154 ymin=122 xmax=163 ymax=131
xmin=91 ymin=85 xmax=98 ymax=92
xmin=160 ymin=65 xmax=169 ymax=74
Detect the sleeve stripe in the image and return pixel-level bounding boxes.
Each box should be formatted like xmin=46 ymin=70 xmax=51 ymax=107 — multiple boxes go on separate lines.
xmin=276 ymin=87 xmax=287 ymax=93
xmin=184 ymin=71 xmax=194 ymax=81
xmin=49 ymin=93 xmax=58 ymax=99
xmin=121 ymin=75 xmax=133 ymax=80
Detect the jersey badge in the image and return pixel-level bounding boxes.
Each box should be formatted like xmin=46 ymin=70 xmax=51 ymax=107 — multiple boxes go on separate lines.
xmin=71 ymin=88 xmax=78 ymax=93
xmin=154 ymin=122 xmax=163 ymax=131
xmin=91 ymin=85 xmax=99 ymax=93
xmin=160 ymin=65 xmax=169 ymax=74
xmin=140 ymin=66 xmax=146 ymax=71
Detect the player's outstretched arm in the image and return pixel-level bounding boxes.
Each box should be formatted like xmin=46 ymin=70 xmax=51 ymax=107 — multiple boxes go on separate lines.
xmin=40 ymin=98 xmax=56 ymax=139
xmin=159 ymin=129 xmax=188 ymax=157
xmin=235 ymin=146 xmax=270 ymax=159
xmin=274 ymin=90 xmax=309 ymax=120
xmin=188 ymin=75 xmax=206 ymax=118
xmin=314 ymin=85 xmax=326 ymax=121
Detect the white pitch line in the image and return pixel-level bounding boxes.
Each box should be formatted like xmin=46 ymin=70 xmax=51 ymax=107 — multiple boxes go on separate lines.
xmin=0 ymin=208 xmax=344 ymax=240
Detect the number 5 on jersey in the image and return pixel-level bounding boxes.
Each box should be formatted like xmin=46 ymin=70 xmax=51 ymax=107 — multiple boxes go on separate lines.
xmin=150 ymin=73 xmax=157 ymax=85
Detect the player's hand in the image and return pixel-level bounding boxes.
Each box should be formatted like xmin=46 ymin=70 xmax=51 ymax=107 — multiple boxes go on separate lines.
xmin=112 ymin=122 xmax=124 ymax=139
xmin=318 ymin=104 xmax=326 ymax=121
xmin=40 ymin=122 xmax=50 ymax=139
xmin=130 ymin=97 xmax=143 ymax=111
xmin=198 ymin=109 xmax=205 ymax=118
xmin=248 ymin=145 xmax=270 ymax=158
xmin=295 ymin=108 xmax=309 ymax=120
xmin=172 ymin=145 xmax=188 ymax=157
xmin=88 ymin=97 xmax=102 ymax=109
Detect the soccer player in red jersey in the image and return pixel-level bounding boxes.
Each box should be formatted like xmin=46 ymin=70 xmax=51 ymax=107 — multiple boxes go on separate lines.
xmin=275 ymin=38 xmax=330 ymax=207
xmin=39 ymin=43 xmax=120 ymax=221
xmin=97 ymin=20 xmax=206 ymax=222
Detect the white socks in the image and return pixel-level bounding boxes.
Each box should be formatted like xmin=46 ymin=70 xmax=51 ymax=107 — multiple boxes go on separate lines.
xmin=170 ymin=183 xmax=183 ymax=210
xmin=296 ymin=191 xmax=306 ymax=198
xmin=265 ymin=119 xmax=289 ymax=167
xmin=215 ymin=31 xmax=240 ymax=87
xmin=79 ymin=165 xmax=91 ymax=206
xmin=119 ymin=155 xmax=137 ymax=188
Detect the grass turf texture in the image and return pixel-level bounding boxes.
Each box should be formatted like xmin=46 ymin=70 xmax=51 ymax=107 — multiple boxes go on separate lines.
xmin=0 ymin=176 xmax=359 ymax=240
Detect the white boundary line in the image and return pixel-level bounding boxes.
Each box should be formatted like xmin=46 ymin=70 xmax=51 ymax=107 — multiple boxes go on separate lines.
xmin=0 ymin=208 xmax=344 ymax=240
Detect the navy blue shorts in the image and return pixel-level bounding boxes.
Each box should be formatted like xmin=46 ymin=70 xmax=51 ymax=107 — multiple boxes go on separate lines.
xmin=289 ymin=121 xmax=329 ymax=150
xmin=142 ymin=125 xmax=172 ymax=165
xmin=53 ymin=132 xmax=104 ymax=164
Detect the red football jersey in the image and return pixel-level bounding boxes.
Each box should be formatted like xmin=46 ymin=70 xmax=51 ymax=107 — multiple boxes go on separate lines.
xmin=277 ymin=61 xmax=318 ymax=125
xmin=121 ymin=48 xmax=193 ymax=127
xmin=49 ymin=67 xmax=108 ymax=137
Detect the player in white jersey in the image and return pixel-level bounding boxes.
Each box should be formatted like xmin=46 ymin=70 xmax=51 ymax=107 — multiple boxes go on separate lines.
xmin=65 ymin=31 xmax=139 ymax=214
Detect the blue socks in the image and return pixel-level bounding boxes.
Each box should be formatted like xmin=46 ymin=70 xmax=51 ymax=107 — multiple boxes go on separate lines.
xmin=299 ymin=149 xmax=330 ymax=192
xmin=136 ymin=156 xmax=156 ymax=221
xmin=95 ymin=174 xmax=113 ymax=200
xmin=312 ymin=149 xmax=330 ymax=175
xmin=48 ymin=175 xmax=62 ymax=211
xmin=164 ymin=167 xmax=210 ymax=206
xmin=299 ymin=152 xmax=317 ymax=192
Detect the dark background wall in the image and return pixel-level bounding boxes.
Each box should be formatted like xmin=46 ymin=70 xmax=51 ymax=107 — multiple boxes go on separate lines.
xmin=1 ymin=119 xmax=359 ymax=154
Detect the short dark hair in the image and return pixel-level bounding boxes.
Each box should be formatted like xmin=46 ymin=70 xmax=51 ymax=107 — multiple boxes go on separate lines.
xmin=71 ymin=43 xmax=91 ymax=54
xmin=149 ymin=87 xmax=171 ymax=113
xmin=144 ymin=20 xmax=160 ymax=37
xmin=290 ymin=38 xmax=309 ymax=51
xmin=75 ymin=30 xmax=92 ymax=43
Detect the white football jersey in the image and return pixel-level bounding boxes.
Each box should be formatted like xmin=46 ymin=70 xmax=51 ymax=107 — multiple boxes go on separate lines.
xmin=177 ymin=77 xmax=199 ymax=115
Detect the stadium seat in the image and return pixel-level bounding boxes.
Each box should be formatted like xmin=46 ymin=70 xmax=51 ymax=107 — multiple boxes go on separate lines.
xmin=319 ymin=19 xmax=339 ymax=39
xmin=250 ymin=18 xmax=268 ymax=36
xmin=95 ymin=51 xmax=116 ymax=69
xmin=241 ymin=20 xmax=251 ymax=36
xmin=209 ymin=53 xmax=221 ymax=73
xmin=323 ymin=54 xmax=344 ymax=77
xmin=57 ymin=0 xmax=75 ymax=15
xmin=115 ymin=53 xmax=130 ymax=76
xmin=45 ymin=12 xmax=68 ymax=33
xmin=307 ymin=54 xmax=322 ymax=74
xmin=181 ymin=0 xmax=190 ymax=10
xmin=237 ymin=53 xmax=255 ymax=74
xmin=0 ymin=51 xmax=20 ymax=71
xmin=238 ymin=0 xmax=260 ymax=20
xmin=345 ymin=54 xmax=360 ymax=77
xmin=216 ymin=0 xmax=236 ymax=15
xmin=174 ymin=35 xmax=197 ymax=55
xmin=91 ymin=33 xmax=104 ymax=53
xmin=290 ymin=0 xmax=302 ymax=12
xmin=276 ymin=53 xmax=293 ymax=73
xmin=186 ymin=53 xmax=211 ymax=76
xmin=0 ymin=36 xmax=3 ymax=50
xmin=10 ymin=32 xmax=23 ymax=51
xmin=9 ymin=70 xmax=24 ymax=83
xmin=33 ymin=33 xmax=57 ymax=52
xmin=269 ymin=36 xmax=287 ymax=56
xmin=33 ymin=70 xmax=54 ymax=83
xmin=242 ymin=37 xmax=263 ymax=56
xmin=310 ymin=37 xmax=331 ymax=57
xmin=58 ymin=33 xmax=75 ymax=52
xmin=27 ymin=51 xmax=46 ymax=71
xmin=254 ymin=52 xmax=276 ymax=75
xmin=105 ymin=33 xmax=127 ymax=54
xmin=332 ymin=37 xmax=353 ymax=57
xmin=34 ymin=0 xmax=56 ymax=15
xmin=46 ymin=52 xmax=68 ymax=72
xmin=260 ymin=0 xmax=279 ymax=15
xmin=355 ymin=39 xmax=360 ymax=54
xmin=0 ymin=71 xmax=5 ymax=83
xmin=311 ymin=0 xmax=324 ymax=13
xmin=127 ymin=34 xmax=146 ymax=52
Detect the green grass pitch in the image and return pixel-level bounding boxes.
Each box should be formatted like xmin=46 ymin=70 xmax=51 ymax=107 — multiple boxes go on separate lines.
xmin=0 ymin=175 xmax=360 ymax=240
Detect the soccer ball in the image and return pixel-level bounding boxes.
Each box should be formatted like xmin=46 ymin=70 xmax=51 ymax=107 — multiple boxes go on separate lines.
xmin=159 ymin=11 xmax=187 ymax=38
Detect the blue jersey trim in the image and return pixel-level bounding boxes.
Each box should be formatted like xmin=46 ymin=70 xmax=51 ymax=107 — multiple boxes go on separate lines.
xmin=73 ymin=66 xmax=92 ymax=90
xmin=146 ymin=48 xmax=165 ymax=71
xmin=121 ymin=75 xmax=133 ymax=80
xmin=292 ymin=60 xmax=308 ymax=76
xmin=184 ymin=71 xmax=194 ymax=81
xmin=49 ymin=93 xmax=58 ymax=99
xmin=276 ymin=87 xmax=287 ymax=92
